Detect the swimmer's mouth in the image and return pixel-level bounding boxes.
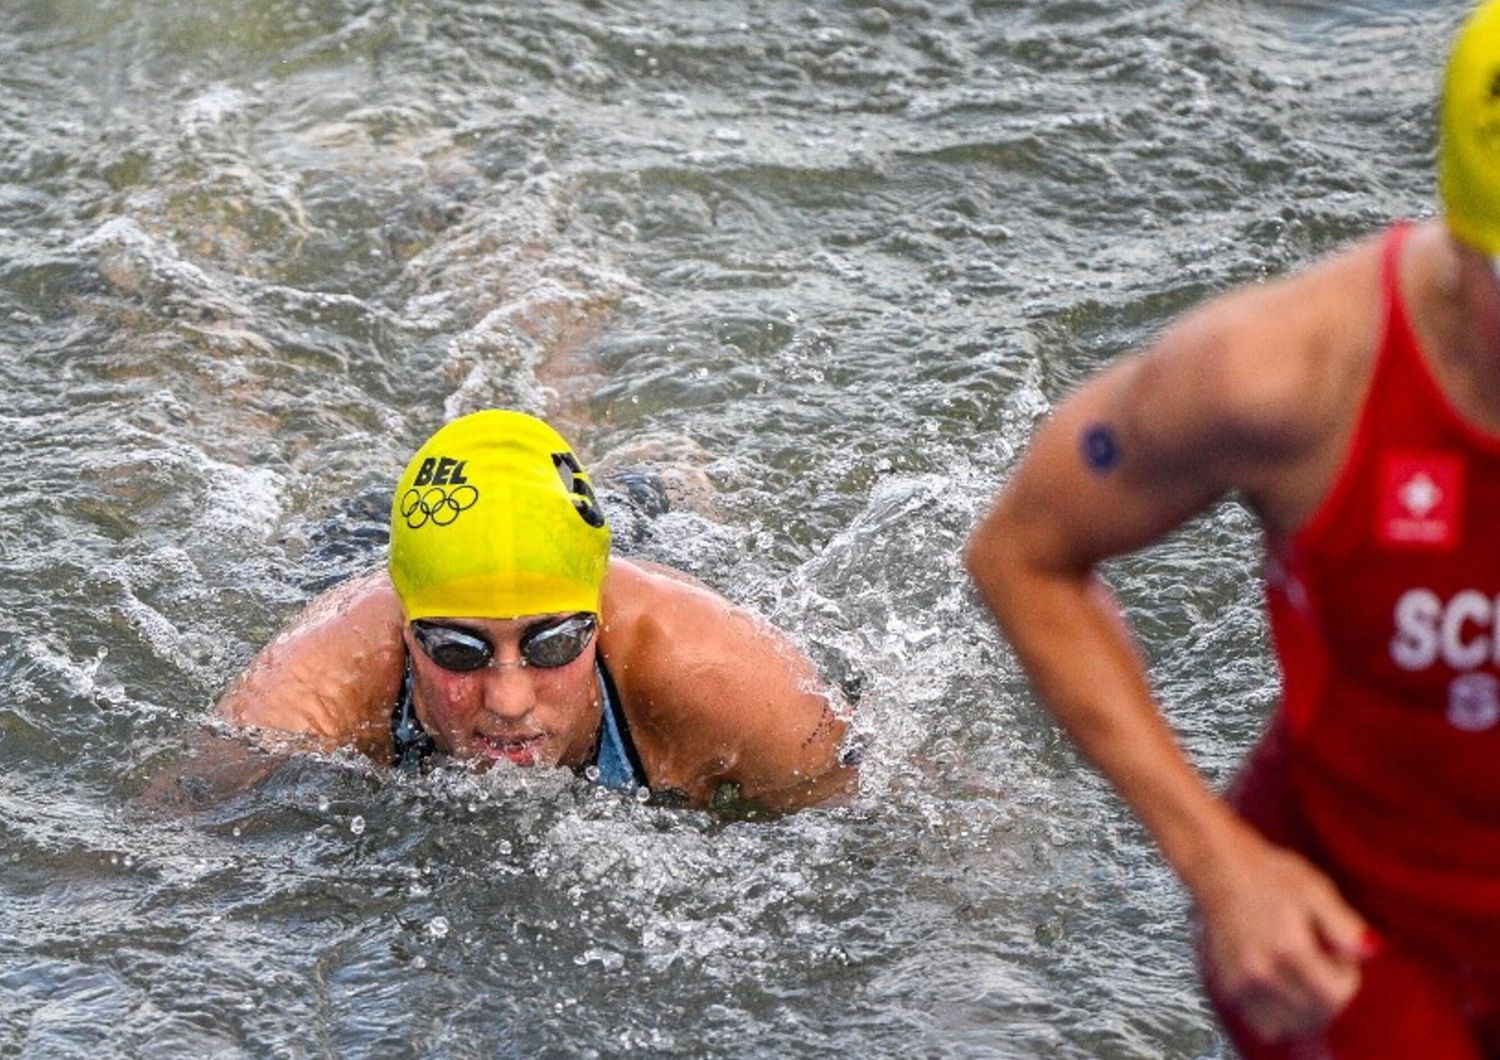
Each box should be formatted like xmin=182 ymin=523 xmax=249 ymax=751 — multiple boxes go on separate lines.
xmin=476 ymin=733 xmax=544 ymax=766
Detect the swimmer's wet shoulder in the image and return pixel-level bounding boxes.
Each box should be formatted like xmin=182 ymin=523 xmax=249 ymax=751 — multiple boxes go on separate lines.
xmin=216 ymin=567 xmax=407 ymax=758
xmin=593 ymin=560 xmax=856 ymax=811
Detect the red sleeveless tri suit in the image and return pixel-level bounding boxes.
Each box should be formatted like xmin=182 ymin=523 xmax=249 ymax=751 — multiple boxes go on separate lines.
xmin=1224 ymin=223 xmax=1500 ymax=1055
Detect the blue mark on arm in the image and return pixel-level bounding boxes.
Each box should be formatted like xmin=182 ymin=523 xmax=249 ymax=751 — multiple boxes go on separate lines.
xmin=1081 ymin=423 xmax=1122 ymax=473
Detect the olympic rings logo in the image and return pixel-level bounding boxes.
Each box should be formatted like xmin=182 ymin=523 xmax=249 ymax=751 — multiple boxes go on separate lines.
xmin=400 ymin=484 xmax=479 ymax=528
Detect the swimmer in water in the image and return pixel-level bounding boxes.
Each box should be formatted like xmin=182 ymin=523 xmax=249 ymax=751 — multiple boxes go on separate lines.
xmin=967 ymin=3 xmax=1500 ymax=1054
xmin=213 ymin=409 xmax=855 ymax=811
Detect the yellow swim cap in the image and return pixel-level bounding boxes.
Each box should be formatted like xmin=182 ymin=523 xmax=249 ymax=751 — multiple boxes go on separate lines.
xmin=389 ymin=410 xmax=611 ymax=620
xmin=1440 ymin=0 xmax=1500 ymax=255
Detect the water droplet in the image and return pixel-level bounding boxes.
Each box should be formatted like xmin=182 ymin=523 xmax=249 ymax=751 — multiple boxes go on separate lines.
xmin=634 ymin=786 xmax=650 ymax=803
xmin=349 ymin=815 xmax=366 ymax=835
xmin=410 ymin=955 xmax=427 ymax=970
xmin=427 ymin=916 xmax=450 ymax=939
xmin=577 ymin=947 xmax=625 ymax=971
xmin=317 ymin=796 xmax=330 ymax=813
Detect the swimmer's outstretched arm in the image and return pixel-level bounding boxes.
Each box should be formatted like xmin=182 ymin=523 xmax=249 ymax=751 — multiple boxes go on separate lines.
xmin=601 ymin=560 xmax=856 ymax=812
xmin=214 ymin=569 xmax=407 ymax=758
xmin=965 ymin=244 xmax=1379 ymax=1044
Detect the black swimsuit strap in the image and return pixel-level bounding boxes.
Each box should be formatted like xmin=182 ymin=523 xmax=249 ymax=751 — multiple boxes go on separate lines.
xmin=590 ymin=657 xmax=648 ymax=790
xmin=390 ymin=661 xmax=434 ymax=771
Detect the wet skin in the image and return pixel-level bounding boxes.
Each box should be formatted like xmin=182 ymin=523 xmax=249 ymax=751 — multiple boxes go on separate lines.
xmin=402 ymin=613 xmax=602 ymax=769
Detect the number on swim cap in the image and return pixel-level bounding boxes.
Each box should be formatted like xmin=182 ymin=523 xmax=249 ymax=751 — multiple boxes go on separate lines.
xmin=553 ymin=451 xmax=606 ymax=528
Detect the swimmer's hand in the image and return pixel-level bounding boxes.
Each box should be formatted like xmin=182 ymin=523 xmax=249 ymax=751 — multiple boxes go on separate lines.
xmin=1195 ymin=826 xmax=1377 ymax=1044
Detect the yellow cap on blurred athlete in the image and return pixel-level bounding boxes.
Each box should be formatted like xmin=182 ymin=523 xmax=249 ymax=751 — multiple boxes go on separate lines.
xmin=389 ymin=411 xmax=610 ymax=620
xmin=1440 ymin=0 xmax=1500 ymax=255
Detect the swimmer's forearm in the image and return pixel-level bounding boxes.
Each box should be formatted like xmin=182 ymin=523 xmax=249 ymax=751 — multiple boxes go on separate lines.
xmin=138 ymin=729 xmax=294 ymax=811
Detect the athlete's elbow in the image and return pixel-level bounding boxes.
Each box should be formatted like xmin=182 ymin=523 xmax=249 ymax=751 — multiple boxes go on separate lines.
xmin=213 ymin=680 xmax=257 ymax=728
xmin=963 ymin=503 xmax=1001 ymax=581
xmin=964 ymin=505 xmax=1028 ymax=612
xmin=963 ymin=531 xmax=992 ymax=585
xmin=215 ymin=691 xmax=287 ymax=736
xmin=756 ymin=759 xmax=860 ymax=813
xmin=214 ymin=674 xmax=326 ymax=742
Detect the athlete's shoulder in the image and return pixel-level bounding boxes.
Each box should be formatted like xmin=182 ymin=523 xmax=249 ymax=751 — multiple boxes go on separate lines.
xmin=216 ymin=568 xmax=406 ymax=752
xmin=597 ymin=557 xmax=848 ymax=807
xmin=598 ymin=558 xmax=726 ymax=678
xmin=303 ymin=568 xmax=406 ymax=629
xmin=598 ymin=558 xmax=767 ymax=712
xmin=1134 ymin=231 xmax=1388 ymax=462
xmin=599 ymin=556 xmax=723 ymax=627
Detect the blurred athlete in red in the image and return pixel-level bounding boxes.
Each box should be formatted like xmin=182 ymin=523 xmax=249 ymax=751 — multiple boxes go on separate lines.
xmin=967 ymin=4 xmax=1500 ymax=1053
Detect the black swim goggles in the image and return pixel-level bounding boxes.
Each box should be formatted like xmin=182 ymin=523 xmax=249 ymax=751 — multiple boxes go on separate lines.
xmin=410 ymin=613 xmax=598 ymax=672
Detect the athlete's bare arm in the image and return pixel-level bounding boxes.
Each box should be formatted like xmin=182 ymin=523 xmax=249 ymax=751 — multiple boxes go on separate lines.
xmin=215 ymin=569 xmax=406 ymax=757
xmin=600 ymin=561 xmax=855 ymax=811
xmin=966 ymin=238 xmax=1384 ymax=1043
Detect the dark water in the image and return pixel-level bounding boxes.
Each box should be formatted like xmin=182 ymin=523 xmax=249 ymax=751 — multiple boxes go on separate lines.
xmin=0 ymin=1 xmax=1468 ymax=1056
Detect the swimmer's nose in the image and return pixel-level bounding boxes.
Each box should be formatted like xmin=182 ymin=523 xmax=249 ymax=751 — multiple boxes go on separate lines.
xmin=481 ymin=662 xmax=538 ymax=721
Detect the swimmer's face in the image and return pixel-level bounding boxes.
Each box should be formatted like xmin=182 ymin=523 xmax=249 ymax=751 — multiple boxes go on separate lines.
xmin=403 ymin=612 xmax=602 ymax=770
